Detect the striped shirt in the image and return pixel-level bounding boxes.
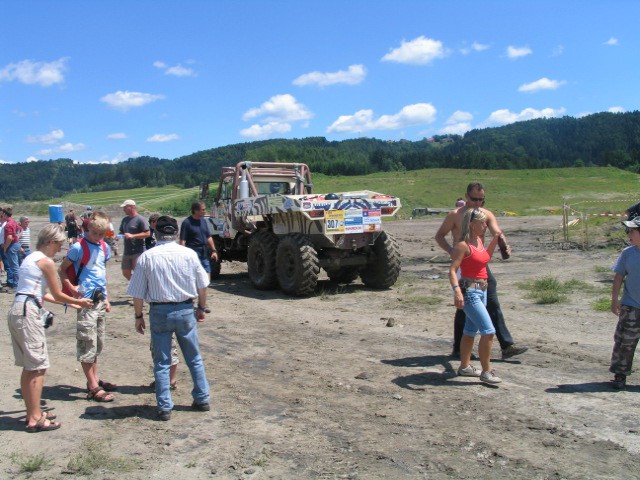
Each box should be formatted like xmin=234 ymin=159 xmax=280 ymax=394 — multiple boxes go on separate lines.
xmin=127 ymin=240 xmax=209 ymax=303
xmin=20 ymin=227 xmax=31 ymax=248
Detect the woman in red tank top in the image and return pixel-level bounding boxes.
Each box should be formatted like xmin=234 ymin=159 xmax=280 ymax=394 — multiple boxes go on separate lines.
xmin=449 ymin=208 xmax=503 ymax=384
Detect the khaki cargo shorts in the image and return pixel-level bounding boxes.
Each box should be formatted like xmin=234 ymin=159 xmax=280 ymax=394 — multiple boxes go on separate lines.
xmin=150 ymin=335 xmax=180 ymax=366
xmin=121 ymin=253 xmax=142 ymax=271
xmin=77 ymin=301 xmax=107 ymax=363
xmin=8 ymin=299 xmax=49 ymax=371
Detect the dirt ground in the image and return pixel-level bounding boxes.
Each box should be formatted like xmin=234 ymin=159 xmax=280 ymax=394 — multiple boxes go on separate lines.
xmin=1 ymin=214 xmax=639 ymax=479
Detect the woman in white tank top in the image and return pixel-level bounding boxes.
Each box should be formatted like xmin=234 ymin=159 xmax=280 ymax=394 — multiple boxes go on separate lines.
xmin=8 ymin=224 xmax=92 ymax=433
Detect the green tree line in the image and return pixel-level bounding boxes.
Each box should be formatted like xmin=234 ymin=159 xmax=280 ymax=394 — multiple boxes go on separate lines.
xmin=1 ymin=111 xmax=639 ymax=201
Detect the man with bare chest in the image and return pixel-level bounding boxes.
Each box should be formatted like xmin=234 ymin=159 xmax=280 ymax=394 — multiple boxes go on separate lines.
xmin=435 ymin=182 xmax=528 ymax=359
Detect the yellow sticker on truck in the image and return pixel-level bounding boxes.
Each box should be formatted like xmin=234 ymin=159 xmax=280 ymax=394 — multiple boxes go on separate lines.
xmin=325 ymin=210 xmax=345 ymax=232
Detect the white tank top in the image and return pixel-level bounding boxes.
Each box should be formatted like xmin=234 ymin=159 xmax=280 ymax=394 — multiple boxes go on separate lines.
xmin=16 ymin=251 xmax=48 ymax=302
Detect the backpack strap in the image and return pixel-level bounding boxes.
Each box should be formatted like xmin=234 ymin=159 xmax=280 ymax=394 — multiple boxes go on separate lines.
xmin=75 ymin=238 xmax=90 ymax=283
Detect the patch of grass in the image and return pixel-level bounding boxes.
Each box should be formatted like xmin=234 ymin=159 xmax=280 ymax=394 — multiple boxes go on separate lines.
xmin=517 ymin=276 xmax=602 ymax=305
xmin=66 ymin=438 xmax=133 ymax=475
xmin=593 ymin=297 xmax=612 ymax=311
xmin=10 ymin=452 xmax=50 ymax=473
xmin=594 ymin=265 xmax=612 ymax=273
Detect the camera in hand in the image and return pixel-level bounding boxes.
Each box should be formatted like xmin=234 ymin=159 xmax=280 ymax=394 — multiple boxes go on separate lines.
xmin=92 ymin=289 xmax=105 ymax=303
xmin=41 ymin=310 xmax=54 ymax=329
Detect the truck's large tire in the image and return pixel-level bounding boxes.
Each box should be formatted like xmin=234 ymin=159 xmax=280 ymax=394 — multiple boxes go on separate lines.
xmin=326 ymin=266 xmax=360 ymax=284
xmin=247 ymin=231 xmax=279 ymax=290
xmin=276 ymin=233 xmax=319 ymax=296
xmin=209 ymin=237 xmax=223 ymax=281
xmin=359 ymin=231 xmax=401 ymax=289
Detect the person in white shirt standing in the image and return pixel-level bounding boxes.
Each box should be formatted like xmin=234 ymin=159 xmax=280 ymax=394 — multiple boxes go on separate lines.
xmin=128 ymin=216 xmax=210 ymax=421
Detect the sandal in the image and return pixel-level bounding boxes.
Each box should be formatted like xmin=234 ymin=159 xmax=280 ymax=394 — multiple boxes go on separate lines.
xmin=87 ymin=386 xmax=115 ymax=402
xmin=26 ymin=414 xmax=61 ymax=433
xmin=24 ymin=411 xmax=57 ymax=424
xmin=98 ymin=380 xmax=118 ymax=392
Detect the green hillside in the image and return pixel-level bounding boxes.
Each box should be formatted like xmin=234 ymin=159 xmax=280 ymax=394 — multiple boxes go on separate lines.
xmin=16 ymin=167 xmax=640 ymax=218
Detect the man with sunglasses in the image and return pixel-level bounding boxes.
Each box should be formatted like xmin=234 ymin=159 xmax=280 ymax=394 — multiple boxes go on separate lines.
xmin=435 ymin=182 xmax=528 ymax=360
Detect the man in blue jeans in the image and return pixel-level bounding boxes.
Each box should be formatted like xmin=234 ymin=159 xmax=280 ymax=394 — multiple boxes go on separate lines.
xmin=128 ymin=216 xmax=211 ymax=421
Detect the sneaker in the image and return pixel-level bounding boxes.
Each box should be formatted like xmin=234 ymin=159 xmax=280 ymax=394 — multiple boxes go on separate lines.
xmin=480 ymin=370 xmax=502 ymax=384
xmin=457 ymin=365 xmax=481 ymax=377
xmin=191 ymin=402 xmax=211 ymax=411
xmin=157 ymin=410 xmax=171 ymax=421
xmin=611 ymin=374 xmax=626 ymax=390
xmin=502 ymin=344 xmax=529 ymax=360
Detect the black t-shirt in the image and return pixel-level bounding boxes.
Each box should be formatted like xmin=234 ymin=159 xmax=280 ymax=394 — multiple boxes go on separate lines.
xmin=180 ymin=216 xmax=211 ymax=258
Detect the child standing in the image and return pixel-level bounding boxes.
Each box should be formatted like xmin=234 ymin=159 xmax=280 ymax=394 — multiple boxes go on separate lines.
xmin=59 ymin=211 xmax=116 ymax=401
xmin=609 ymin=217 xmax=640 ymax=389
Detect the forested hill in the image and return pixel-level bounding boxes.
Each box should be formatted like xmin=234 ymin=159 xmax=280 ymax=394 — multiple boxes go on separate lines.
xmin=2 ymin=111 xmax=639 ymax=201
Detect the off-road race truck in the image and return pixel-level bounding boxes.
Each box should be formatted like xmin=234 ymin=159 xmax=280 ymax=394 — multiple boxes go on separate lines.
xmin=205 ymin=161 xmax=401 ymax=296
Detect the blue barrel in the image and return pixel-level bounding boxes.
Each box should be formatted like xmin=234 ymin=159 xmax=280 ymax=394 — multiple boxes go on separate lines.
xmin=48 ymin=205 xmax=64 ymax=223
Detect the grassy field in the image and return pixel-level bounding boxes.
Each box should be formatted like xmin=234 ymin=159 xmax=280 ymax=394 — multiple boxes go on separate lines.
xmin=11 ymin=166 xmax=640 ymax=218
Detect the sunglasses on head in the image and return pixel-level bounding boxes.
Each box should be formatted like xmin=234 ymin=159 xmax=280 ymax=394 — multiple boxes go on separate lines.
xmin=470 ymin=208 xmax=480 ymax=223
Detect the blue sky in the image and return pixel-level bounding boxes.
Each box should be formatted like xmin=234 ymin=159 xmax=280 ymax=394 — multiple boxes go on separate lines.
xmin=1 ymin=0 xmax=638 ymax=164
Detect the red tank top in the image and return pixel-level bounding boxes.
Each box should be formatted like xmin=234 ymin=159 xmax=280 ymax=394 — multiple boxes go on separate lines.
xmin=460 ymin=239 xmax=490 ymax=279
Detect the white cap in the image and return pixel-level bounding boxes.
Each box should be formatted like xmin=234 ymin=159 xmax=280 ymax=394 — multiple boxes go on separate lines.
xmin=120 ymin=199 xmax=136 ymax=207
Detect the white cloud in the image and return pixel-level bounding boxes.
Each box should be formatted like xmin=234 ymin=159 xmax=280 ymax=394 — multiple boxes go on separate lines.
xmin=242 ymin=94 xmax=313 ymax=123
xmin=506 ymin=45 xmax=532 ymax=59
xmin=107 ymin=132 xmax=127 ymax=140
xmin=240 ymin=122 xmax=292 ymax=139
xmin=147 ymin=133 xmax=179 ymax=142
xmin=293 ymin=64 xmax=366 ymax=87
xmin=440 ymin=123 xmax=472 ymax=135
xmin=381 ymin=36 xmax=447 ymax=65
xmin=604 ymin=37 xmax=619 ymax=46
xmin=26 ymin=156 xmax=39 ymax=162
xmin=518 ymin=77 xmax=567 ymax=93
xmin=327 ymin=103 xmax=437 ymax=134
xmin=97 ymin=152 xmax=140 ymax=164
xmin=461 ymin=41 xmax=490 ymax=54
xmin=27 ymin=129 xmax=64 ymax=144
xmin=100 ymin=91 xmax=165 ymax=112
xmin=38 ymin=142 xmax=86 ymax=155
xmin=446 ymin=111 xmax=473 ymax=124
xmin=608 ymin=106 xmax=625 ymax=113
xmin=0 ymin=58 xmax=67 ymax=86
xmin=484 ymin=107 xmax=566 ymax=126
xmin=552 ymin=45 xmax=564 ymax=56
xmin=153 ymin=60 xmax=196 ymax=77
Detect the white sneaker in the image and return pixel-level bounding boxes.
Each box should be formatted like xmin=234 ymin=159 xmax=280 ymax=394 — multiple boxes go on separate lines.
xmin=457 ymin=365 xmax=481 ymax=377
xmin=480 ymin=370 xmax=502 ymax=384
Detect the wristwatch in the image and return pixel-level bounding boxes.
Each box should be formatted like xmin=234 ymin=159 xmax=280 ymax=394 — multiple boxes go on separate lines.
xmin=135 ymin=313 xmax=143 ymax=319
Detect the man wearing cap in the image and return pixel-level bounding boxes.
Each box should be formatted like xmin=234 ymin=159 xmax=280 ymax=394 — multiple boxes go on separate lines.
xmin=128 ymin=216 xmax=210 ymax=421
xmin=118 ymin=200 xmax=150 ymax=281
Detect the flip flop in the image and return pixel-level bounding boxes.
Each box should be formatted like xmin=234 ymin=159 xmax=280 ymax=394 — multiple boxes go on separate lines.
xmin=25 ymin=415 xmax=61 ymax=433
xmin=98 ymin=380 xmax=118 ymax=392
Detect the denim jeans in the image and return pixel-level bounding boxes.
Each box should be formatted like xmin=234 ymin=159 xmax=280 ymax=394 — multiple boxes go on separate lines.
xmin=453 ymin=266 xmax=514 ymax=350
xmin=150 ymin=302 xmax=209 ymax=412
xmin=5 ymin=242 xmax=21 ymax=287
xmin=462 ymin=287 xmax=496 ymax=337
xmin=18 ymin=247 xmax=32 ymax=266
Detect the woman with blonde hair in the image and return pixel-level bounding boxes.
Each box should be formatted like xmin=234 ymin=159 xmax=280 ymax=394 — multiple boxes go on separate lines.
xmin=449 ymin=208 xmax=503 ymax=384
xmin=8 ymin=224 xmax=93 ymax=432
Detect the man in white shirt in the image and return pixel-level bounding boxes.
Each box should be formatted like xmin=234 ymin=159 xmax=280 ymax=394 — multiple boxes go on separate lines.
xmin=128 ymin=216 xmax=210 ymax=421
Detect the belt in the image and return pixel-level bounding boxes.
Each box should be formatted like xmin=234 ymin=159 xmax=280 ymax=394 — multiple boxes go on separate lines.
xmin=150 ymin=299 xmax=193 ymax=306
xmin=460 ymin=278 xmax=488 ymax=290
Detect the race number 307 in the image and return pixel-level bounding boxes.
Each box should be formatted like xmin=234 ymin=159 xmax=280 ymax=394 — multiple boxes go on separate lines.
xmin=326 ymin=218 xmax=341 ymax=230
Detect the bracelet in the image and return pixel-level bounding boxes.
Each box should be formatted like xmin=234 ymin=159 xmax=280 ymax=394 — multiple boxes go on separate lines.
xmin=452 ymin=285 xmax=460 ymax=291
xmin=135 ymin=313 xmax=143 ymax=319
xmin=197 ymin=304 xmax=207 ymax=313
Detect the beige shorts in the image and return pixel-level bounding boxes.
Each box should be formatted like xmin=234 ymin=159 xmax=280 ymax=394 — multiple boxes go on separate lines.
xmin=8 ymin=299 xmax=49 ymax=371
xmin=121 ymin=253 xmax=142 ymax=271
xmin=77 ymin=301 xmax=107 ymax=363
